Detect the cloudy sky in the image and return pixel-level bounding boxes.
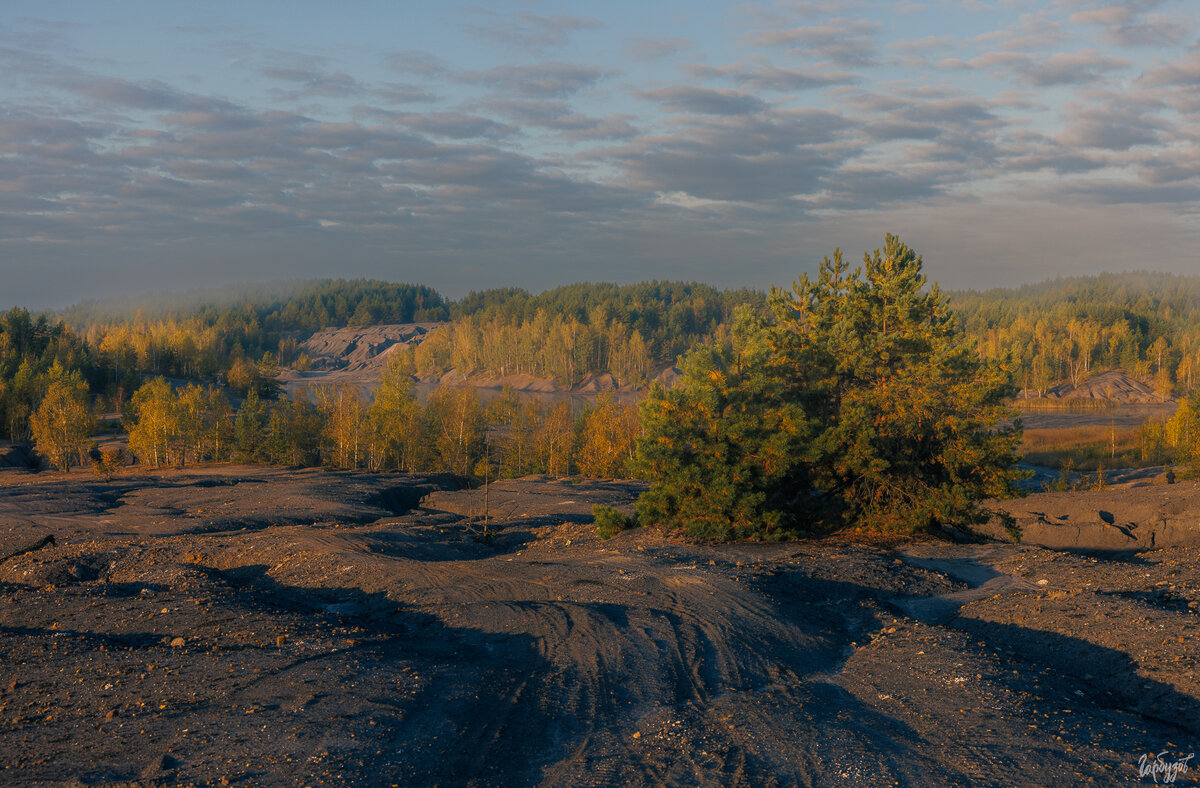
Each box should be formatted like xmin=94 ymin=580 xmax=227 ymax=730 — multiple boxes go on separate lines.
xmin=3 ymin=1 xmax=1199 ymax=308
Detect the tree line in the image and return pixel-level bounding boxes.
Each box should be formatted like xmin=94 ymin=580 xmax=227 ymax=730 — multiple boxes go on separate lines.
xmin=950 ymin=272 xmax=1200 ymax=399
xmin=31 ymin=351 xmax=642 ymax=482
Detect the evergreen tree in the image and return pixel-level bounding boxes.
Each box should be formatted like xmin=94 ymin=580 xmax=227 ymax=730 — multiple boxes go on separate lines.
xmin=234 ymin=389 xmax=269 ymax=462
xmin=636 ymin=235 xmax=1023 ymax=538
xmin=635 ymin=307 xmax=811 ymax=539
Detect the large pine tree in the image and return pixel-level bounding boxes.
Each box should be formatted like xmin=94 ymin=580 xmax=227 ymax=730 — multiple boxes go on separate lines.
xmin=635 ymin=235 xmax=1023 ymax=538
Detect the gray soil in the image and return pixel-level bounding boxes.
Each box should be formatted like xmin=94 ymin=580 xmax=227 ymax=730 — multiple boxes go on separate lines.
xmin=0 ymin=467 xmax=1197 ymax=786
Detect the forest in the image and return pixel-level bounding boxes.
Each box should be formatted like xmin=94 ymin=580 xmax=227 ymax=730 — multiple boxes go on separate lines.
xmin=6 ymin=270 xmax=1200 ymax=498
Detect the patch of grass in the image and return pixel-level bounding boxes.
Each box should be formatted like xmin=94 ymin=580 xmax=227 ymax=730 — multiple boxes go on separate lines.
xmin=1020 ymin=424 xmax=1167 ymax=471
xmin=1014 ymin=398 xmax=1121 ymax=413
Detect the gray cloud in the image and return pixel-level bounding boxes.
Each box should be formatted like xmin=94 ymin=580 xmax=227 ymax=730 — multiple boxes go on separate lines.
xmin=745 ymin=18 xmax=879 ymax=66
xmin=390 ymin=112 xmax=518 ymax=140
xmin=625 ymin=37 xmax=690 ymax=60
xmin=1058 ymin=103 xmax=1167 ymax=150
xmin=684 ymin=62 xmax=856 ymax=91
xmin=609 ymin=109 xmax=855 ymax=201
xmin=483 ymin=100 xmax=640 ymax=140
xmin=1015 ymin=50 xmax=1131 ymax=86
xmin=386 ymin=50 xmax=448 ymax=78
xmin=1069 ymin=3 xmax=1191 ymax=47
xmin=457 ymin=11 xmax=604 ymax=50
xmin=53 ymin=75 xmax=237 ymax=113
xmin=456 ymin=62 xmax=610 ymax=98
xmin=639 ymin=86 xmax=768 ymax=115
xmin=264 ymin=68 xmax=362 ymax=99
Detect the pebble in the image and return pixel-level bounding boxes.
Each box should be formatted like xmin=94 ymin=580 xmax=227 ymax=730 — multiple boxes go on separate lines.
xmin=170 ymin=637 xmax=185 ymax=647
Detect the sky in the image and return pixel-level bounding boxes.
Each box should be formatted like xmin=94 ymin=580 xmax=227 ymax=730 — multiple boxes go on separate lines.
xmin=3 ymin=0 xmax=1200 ymax=309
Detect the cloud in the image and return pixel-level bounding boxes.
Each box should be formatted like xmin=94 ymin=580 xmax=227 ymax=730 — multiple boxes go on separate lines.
xmin=53 ymin=75 xmax=237 ymax=113
xmin=456 ymin=62 xmax=611 ymax=98
xmin=1069 ymin=4 xmax=1191 ymax=47
xmin=457 ymin=10 xmax=604 ymax=50
xmin=745 ymin=18 xmax=880 ymax=66
xmin=1015 ymin=50 xmax=1131 ymax=86
xmin=385 ymin=50 xmax=448 ymax=78
xmin=483 ymin=100 xmax=640 ymax=140
xmin=374 ymin=82 xmax=439 ymax=105
xmin=608 ymin=109 xmax=855 ymax=202
xmin=1058 ymin=103 xmax=1168 ymax=150
xmin=684 ymin=62 xmax=857 ymax=91
xmin=639 ymin=86 xmax=768 ymax=115
xmin=390 ymin=112 xmax=518 ymax=140
xmin=264 ymin=68 xmax=363 ymax=100
xmin=625 ymin=37 xmax=690 ymax=60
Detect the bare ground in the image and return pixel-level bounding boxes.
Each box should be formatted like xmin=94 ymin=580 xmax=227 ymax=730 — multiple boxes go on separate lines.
xmin=0 ymin=467 xmax=1197 ymax=786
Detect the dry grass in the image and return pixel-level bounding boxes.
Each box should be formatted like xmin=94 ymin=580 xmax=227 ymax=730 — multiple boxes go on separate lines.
xmin=1014 ymin=398 xmax=1121 ymax=413
xmin=1020 ymin=424 xmax=1163 ymax=470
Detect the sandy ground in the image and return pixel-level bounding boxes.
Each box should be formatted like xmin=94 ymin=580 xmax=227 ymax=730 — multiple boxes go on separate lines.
xmin=0 ymin=467 xmax=1197 ymax=786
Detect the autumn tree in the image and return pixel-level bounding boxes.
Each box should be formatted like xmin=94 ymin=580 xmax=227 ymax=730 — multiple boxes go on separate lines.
xmin=30 ymin=365 xmax=94 ymax=471
xmin=367 ymin=354 xmax=422 ymax=471
xmin=533 ymin=400 xmax=575 ymax=477
xmin=314 ymin=385 xmax=368 ymax=469
xmin=126 ymin=377 xmax=179 ymax=468
xmin=576 ymin=394 xmax=639 ymax=478
xmin=424 ymin=386 xmax=485 ymax=477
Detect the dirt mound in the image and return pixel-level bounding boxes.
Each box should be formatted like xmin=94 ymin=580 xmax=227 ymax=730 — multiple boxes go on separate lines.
xmin=652 ymin=365 xmax=682 ymax=387
xmin=1 ymin=466 xmax=1197 ymax=784
xmin=300 ymin=323 xmax=438 ymax=371
xmin=573 ymin=372 xmax=617 ymax=393
xmin=978 ymin=476 xmax=1200 ymax=551
xmin=1042 ymin=369 xmax=1163 ymax=403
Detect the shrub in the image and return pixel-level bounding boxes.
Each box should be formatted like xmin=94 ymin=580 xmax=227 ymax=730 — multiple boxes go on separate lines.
xmin=593 ymin=505 xmax=635 ymax=539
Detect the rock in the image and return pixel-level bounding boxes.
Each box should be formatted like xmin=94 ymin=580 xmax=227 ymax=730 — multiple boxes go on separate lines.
xmin=169 ymin=637 xmax=185 ymax=647
xmin=140 ymin=753 xmax=179 ymax=779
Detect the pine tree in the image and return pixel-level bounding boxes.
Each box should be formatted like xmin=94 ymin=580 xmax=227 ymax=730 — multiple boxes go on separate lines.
xmin=234 ymin=389 xmax=269 ymax=462
xmin=636 ymin=235 xmax=1023 ymax=538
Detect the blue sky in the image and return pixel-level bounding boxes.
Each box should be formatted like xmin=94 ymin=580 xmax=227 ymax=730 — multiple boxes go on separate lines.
xmin=3 ymin=1 xmax=1199 ymax=308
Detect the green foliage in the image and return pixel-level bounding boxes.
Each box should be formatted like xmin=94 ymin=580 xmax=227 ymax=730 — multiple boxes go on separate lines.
xmin=234 ymin=389 xmax=269 ymax=462
xmin=950 ymin=272 xmax=1200 ymax=398
xmin=0 ymin=308 xmax=103 ymax=441
xmin=637 ymin=235 xmax=1024 ymax=539
xmin=593 ymin=505 xmax=635 ymax=539
xmin=635 ymin=308 xmax=811 ymax=540
xmin=266 ymin=392 xmax=324 ymax=467
xmin=423 ymin=281 xmax=764 ymax=386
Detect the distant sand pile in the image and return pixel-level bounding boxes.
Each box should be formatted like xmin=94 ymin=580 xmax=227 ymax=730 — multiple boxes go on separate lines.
xmin=1035 ymin=369 xmax=1163 ymax=403
xmin=301 ymin=323 xmax=438 ymax=373
xmin=282 ymin=323 xmax=683 ymax=399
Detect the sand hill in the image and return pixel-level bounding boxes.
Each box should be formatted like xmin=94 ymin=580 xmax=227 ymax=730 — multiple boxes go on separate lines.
xmin=1039 ymin=369 xmax=1164 ymax=403
xmin=281 ymin=323 xmax=681 ymax=399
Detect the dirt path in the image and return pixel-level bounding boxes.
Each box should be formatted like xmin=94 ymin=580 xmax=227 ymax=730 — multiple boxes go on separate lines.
xmin=0 ymin=469 xmax=1196 ymax=785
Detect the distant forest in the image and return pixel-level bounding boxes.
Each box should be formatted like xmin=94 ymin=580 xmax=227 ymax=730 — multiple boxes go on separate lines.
xmin=949 ymin=272 xmax=1200 ymax=397
xmin=4 ymin=271 xmax=1200 ymax=450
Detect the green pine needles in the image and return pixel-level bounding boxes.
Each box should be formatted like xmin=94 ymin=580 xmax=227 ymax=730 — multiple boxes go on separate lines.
xmin=635 ymin=235 xmax=1024 ymax=539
